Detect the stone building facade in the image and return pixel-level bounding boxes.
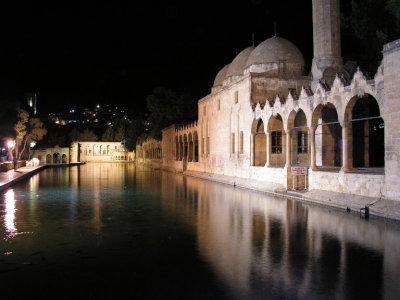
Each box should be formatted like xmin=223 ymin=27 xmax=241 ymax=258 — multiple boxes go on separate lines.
xmin=136 ymin=137 xmax=162 ymax=167
xmin=140 ymin=0 xmax=400 ymax=202
xmin=33 ymin=146 xmax=70 ymax=164
xmin=70 ymin=141 xmax=134 ymax=163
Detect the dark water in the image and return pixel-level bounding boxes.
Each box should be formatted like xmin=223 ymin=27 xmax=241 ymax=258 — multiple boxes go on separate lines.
xmin=0 ymin=163 xmax=400 ymax=299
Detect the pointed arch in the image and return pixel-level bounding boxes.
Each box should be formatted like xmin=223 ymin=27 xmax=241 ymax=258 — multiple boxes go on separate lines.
xmin=311 ymin=103 xmax=342 ymax=168
xmin=344 ymin=94 xmax=384 ymax=169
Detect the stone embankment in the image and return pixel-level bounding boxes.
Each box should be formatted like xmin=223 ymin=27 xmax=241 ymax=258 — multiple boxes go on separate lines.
xmin=183 ymin=170 xmax=400 ymax=222
xmin=0 ymin=165 xmax=46 ymax=192
xmin=0 ymin=162 xmax=85 ymax=193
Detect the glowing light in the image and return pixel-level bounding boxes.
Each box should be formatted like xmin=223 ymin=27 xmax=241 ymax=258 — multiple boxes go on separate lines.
xmin=96 ymin=104 xmax=100 ymax=108
xmin=4 ymin=189 xmax=16 ymax=238
xmin=30 ymin=141 xmax=37 ymax=148
xmin=6 ymin=140 xmax=15 ymax=149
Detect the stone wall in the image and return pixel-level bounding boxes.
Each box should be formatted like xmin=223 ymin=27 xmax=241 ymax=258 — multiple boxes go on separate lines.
xmin=383 ymin=39 xmax=400 ymax=201
xmin=70 ymin=141 xmax=134 ymax=163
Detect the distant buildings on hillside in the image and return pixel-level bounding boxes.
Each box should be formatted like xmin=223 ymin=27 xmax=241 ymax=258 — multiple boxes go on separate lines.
xmin=48 ymin=104 xmax=133 ymax=126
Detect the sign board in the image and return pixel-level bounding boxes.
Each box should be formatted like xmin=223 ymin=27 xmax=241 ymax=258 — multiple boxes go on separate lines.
xmin=292 ymin=166 xmax=308 ymax=176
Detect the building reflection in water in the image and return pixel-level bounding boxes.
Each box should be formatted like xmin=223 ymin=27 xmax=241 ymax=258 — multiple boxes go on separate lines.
xmin=160 ymin=172 xmax=400 ymax=299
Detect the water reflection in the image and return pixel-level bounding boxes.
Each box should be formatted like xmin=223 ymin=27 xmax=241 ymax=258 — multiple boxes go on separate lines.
xmin=0 ymin=164 xmax=399 ymax=299
xmin=160 ymin=172 xmax=400 ymax=299
xmin=4 ymin=189 xmax=16 ymax=239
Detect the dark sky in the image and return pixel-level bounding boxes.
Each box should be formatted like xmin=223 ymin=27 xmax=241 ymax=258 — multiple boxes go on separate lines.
xmin=0 ymin=0 xmax=314 ymax=114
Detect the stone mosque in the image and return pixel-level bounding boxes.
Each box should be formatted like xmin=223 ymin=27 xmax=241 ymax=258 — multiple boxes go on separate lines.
xmin=138 ymin=0 xmax=400 ymax=202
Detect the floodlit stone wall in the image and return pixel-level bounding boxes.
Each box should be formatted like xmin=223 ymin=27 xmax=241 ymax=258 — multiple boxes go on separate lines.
xmin=383 ymin=40 xmax=400 ymax=201
xmin=154 ymin=63 xmax=396 ymax=199
xmin=70 ymin=141 xmax=134 ymax=163
xmin=148 ymin=0 xmax=400 ymax=201
xmin=33 ymin=146 xmax=70 ymax=164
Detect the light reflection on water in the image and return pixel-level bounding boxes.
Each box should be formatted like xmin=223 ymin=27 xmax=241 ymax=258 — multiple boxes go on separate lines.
xmin=4 ymin=189 xmax=16 ymax=238
xmin=0 ymin=163 xmax=399 ymax=299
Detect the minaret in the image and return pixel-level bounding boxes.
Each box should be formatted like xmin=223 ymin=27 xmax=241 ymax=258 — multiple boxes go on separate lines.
xmin=311 ymin=0 xmax=344 ymax=88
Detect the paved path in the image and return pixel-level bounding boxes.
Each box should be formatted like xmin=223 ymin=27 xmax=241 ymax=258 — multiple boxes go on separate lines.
xmin=0 ymin=165 xmax=46 ymax=192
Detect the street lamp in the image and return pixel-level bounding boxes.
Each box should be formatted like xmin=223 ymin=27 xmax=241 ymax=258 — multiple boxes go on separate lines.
xmin=6 ymin=140 xmax=17 ymax=170
xmin=7 ymin=140 xmax=15 ymax=149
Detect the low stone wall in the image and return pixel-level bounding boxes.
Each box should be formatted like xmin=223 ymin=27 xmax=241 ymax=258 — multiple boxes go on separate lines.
xmin=309 ymin=170 xmax=385 ymax=198
xmin=186 ymin=162 xmax=203 ymax=172
xmin=0 ymin=161 xmax=27 ymax=172
xmin=249 ymin=166 xmax=286 ymax=186
xmin=136 ymin=158 xmax=162 ymax=168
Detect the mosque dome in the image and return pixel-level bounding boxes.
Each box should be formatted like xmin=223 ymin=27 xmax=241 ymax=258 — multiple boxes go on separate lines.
xmin=245 ymin=36 xmax=305 ymax=76
xmin=213 ymin=64 xmax=230 ymax=87
xmin=225 ymin=46 xmax=255 ymax=78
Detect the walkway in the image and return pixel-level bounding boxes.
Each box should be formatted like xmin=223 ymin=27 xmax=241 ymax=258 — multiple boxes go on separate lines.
xmin=0 ymin=165 xmax=46 ymax=192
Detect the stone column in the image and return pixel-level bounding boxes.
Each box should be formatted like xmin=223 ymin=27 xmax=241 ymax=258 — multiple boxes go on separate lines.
xmin=342 ymin=125 xmax=350 ymax=172
xmin=310 ymin=127 xmax=317 ymax=170
xmin=250 ymin=134 xmax=255 ymax=166
xmin=364 ymin=120 xmax=370 ymax=167
xmin=285 ymin=130 xmax=292 ymax=167
xmin=266 ymin=131 xmax=271 ymax=167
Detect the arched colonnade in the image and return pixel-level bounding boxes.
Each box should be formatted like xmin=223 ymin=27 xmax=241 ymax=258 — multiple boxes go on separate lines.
xmin=251 ymin=73 xmax=384 ymax=172
xmin=175 ymin=131 xmax=199 ymax=162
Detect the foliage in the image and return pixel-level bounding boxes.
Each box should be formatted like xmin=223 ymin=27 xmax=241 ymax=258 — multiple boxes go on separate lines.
xmin=68 ymin=127 xmax=81 ymax=143
xmin=10 ymin=109 xmax=47 ymax=160
xmin=341 ymin=0 xmax=400 ymax=76
xmin=114 ymin=118 xmax=128 ymax=142
xmin=47 ymin=132 xmax=67 ymax=147
xmin=136 ymin=133 xmax=148 ymax=146
xmin=101 ymin=126 xmax=115 ymax=142
xmin=145 ymin=87 xmax=196 ymax=139
xmin=99 ymin=117 xmax=145 ymax=151
xmin=78 ymin=128 xmax=98 ymax=141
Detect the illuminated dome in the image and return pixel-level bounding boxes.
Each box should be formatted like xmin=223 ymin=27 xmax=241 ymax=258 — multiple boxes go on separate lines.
xmin=213 ymin=64 xmax=230 ymax=87
xmin=225 ymin=46 xmax=255 ymax=78
xmin=245 ymin=36 xmax=305 ymax=75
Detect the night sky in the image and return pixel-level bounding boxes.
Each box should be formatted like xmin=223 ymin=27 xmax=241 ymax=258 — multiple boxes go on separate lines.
xmin=0 ymin=0 xmax=314 ymax=114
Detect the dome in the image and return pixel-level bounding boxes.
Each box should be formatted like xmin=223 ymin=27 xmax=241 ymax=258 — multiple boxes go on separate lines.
xmin=245 ymin=36 xmax=305 ymax=75
xmin=213 ymin=64 xmax=230 ymax=87
xmin=225 ymin=46 xmax=255 ymax=78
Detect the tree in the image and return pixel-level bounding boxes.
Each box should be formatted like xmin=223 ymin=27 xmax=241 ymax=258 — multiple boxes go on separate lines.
xmin=101 ymin=126 xmax=115 ymax=142
xmin=69 ymin=127 xmax=80 ymax=143
xmin=11 ymin=109 xmax=47 ymax=160
xmin=114 ymin=118 xmax=129 ymax=141
xmin=341 ymin=0 xmax=400 ymax=76
xmin=78 ymin=128 xmax=98 ymax=141
xmin=47 ymin=132 xmax=67 ymax=147
xmin=145 ymin=87 xmax=197 ymax=139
